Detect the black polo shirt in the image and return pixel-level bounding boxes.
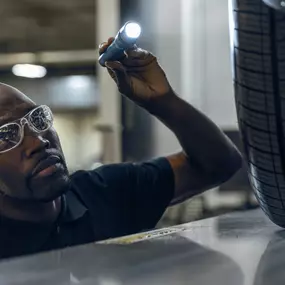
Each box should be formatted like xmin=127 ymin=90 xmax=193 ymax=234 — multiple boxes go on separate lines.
xmin=0 ymin=158 xmax=174 ymax=259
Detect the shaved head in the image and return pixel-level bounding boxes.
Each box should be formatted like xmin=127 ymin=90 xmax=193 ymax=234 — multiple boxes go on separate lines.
xmin=0 ymin=83 xmax=36 ymax=125
xmin=0 ymin=83 xmax=70 ymax=202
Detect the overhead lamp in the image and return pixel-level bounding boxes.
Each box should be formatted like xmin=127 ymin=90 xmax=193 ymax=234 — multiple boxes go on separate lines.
xmin=12 ymin=64 xmax=47 ymax=78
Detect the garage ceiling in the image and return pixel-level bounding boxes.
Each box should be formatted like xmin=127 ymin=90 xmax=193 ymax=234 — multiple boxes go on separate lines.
xmin=0 ymin=0 xmax=95 ymax=53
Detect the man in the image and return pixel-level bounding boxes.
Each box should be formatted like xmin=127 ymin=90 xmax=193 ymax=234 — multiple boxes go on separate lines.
xmin=0 ymin=39 xmax=242 ymax=259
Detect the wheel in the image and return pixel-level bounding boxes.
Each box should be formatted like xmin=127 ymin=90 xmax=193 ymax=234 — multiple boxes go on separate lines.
xmin=231 ymin=0 xmax=285 ymax=226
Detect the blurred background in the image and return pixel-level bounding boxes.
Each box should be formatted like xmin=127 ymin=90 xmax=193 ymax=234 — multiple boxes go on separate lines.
xmin=0 ymin=0 xmax=258 ymax=227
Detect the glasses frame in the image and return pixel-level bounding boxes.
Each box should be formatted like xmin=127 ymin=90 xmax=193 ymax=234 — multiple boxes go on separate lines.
xmin=0 ymin=105 xmax=53 ymax=154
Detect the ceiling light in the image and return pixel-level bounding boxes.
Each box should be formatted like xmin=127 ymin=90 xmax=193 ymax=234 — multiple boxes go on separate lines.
xmin=12 ymin=64 xmax=47 ymax=78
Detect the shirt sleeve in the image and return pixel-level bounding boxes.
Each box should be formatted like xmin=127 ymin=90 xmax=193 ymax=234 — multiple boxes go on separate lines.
xmin=92 ymin=157 xmax=175 ymax=232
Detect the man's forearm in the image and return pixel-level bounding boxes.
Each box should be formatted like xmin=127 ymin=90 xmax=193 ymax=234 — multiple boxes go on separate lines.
xmin=147 ymin=92 xmax=242 ymax=179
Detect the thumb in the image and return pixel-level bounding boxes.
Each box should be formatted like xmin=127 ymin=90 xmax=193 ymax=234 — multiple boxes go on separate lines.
xmin=105 ymin=61 xmax=131 ymax=94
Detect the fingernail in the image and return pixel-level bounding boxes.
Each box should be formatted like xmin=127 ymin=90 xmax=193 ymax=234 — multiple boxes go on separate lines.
xmin=99 ymin=42 xmax=107 ymax=49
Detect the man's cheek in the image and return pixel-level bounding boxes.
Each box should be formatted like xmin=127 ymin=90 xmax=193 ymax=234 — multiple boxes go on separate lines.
xmin=0 ymin=173 xmax=27 ymax=199
xmin=0 ymin=162 xmax=22 ymax=176
xmin=0 ymin=164 xmax=25 ymax=186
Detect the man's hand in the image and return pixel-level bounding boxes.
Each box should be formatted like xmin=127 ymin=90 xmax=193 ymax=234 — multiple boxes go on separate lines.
xmin=99 ymin=38 xmax=172 ymax=109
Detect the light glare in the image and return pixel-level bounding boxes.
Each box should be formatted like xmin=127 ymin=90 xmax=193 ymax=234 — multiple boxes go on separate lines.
xmin=12 ymin=64 xmax=47 ymax=78
xmin=66 ymin=75 xmax=90 ymax=90
xmin=125 ymin=23 xmax=141 ymax=39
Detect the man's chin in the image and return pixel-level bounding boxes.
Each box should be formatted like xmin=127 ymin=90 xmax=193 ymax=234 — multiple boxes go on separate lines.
xmin=27 ymin=170 xmax=71 ymax=202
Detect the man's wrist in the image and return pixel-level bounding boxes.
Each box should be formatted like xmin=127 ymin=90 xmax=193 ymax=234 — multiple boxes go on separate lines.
xmin=146 ymin=90 xmax=179 ymax=117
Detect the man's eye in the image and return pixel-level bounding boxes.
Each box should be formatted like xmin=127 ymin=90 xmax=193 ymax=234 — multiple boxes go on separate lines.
xmin=0 ymin=126 xmax=19 ymax=140
xmin=0 ymin=130 xmax=13 ymax=140
xmin=0 ymin=131 xmax=10 ymax=140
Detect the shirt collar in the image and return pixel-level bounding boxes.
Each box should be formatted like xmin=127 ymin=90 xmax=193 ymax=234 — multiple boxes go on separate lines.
xmin=60 ymin=189 xmax=88 ymax=223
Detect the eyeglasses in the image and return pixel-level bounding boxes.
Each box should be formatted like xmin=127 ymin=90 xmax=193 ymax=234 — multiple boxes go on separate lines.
xmin=0 ymin=105 xmax=53 ymax=153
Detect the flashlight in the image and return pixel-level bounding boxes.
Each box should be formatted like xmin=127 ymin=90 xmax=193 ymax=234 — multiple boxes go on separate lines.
xmin=99 ymin=21 xmax=142 ymax=66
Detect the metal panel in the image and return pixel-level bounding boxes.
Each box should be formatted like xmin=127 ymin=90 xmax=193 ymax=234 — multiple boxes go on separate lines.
xmin=0 ymin=209 xmax=282 ymax=285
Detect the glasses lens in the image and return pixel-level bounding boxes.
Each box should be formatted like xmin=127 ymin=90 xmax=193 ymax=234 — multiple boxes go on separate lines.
xmin=29 ymin=106 xmax=53 ymax=132
xmin=0 ymin=124 xmax=21 ymax=152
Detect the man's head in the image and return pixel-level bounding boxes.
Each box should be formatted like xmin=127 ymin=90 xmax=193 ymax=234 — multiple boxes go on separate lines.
xmin=0 ymin=83 xmax=70 ymax=202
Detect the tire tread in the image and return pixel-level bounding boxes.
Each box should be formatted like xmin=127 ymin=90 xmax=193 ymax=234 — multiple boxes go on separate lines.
xmin=233 ymin=0 xmax=285 ymax=227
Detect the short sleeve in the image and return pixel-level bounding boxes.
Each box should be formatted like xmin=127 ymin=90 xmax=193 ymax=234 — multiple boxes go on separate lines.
xmin=90 ymin=157 xmax=175 ymax=233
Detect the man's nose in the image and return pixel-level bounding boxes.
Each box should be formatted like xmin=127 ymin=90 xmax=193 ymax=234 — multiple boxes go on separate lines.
xmin=22 ymin=126 xmax=50 ymax=157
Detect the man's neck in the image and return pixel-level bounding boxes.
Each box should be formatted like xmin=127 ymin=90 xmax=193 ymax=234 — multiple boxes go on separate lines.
xmin=0 ymin=196 xmax=62 ymax=223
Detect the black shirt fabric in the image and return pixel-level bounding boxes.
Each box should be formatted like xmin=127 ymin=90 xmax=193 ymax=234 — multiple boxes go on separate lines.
xmin=0 ymin=158 xmax=174 ymax=259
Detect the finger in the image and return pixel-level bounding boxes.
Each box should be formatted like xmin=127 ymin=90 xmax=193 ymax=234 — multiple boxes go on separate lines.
xmin=106 ymin=67 xmax=116 ymax=81
xmin=99 ymin=41 xmax=107 ymax=49
xmin=105 ymin=61 xmax=132 ymax=94
xmin=125 ymin=46 xmax=148 ymax=59
xmin=98 ymin=42 xmax=108 ymax=55
xmin=122 ymin=47 xmax=156 ymax=67
xmin=107 ymin=37 xmax=115 ymax=44
xmin=98 ymin=37 xmax=115 ymax=55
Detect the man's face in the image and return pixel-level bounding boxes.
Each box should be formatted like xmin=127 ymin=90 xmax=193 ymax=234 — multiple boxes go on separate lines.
xmin=0 ymin=84 xmax=70 ymax=202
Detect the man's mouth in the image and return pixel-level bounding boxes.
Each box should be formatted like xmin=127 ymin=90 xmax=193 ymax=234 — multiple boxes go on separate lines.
xmin=32 ymin=155 xmax=63 ymax=178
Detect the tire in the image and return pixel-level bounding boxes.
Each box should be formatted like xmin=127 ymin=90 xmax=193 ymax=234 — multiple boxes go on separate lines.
xmin=231 ymin=0 xmax=285 ymax=227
